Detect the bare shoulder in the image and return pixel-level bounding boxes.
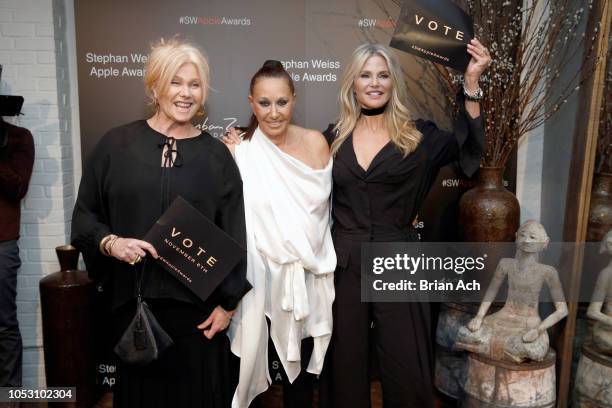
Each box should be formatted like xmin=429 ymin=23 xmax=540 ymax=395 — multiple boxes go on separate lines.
xmin=296 ymin=126 xmax=330 ymax=160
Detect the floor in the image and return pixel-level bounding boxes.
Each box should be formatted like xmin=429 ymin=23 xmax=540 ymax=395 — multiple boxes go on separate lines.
xmin=0 ymin=382 xmax=456 ymax=407
xmin=89 ymin=383 xmax=383 ymax=408
xmin=91 ymin=382 xmax=457 ymax=407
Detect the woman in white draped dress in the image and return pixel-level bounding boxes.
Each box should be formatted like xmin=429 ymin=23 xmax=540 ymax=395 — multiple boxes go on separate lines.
xmin=223 ymin=60 xmax=336 ymax=408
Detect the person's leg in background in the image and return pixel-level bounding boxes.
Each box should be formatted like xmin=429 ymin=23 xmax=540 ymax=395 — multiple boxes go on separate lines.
xmin=248 ymin=325 xmax=315 ymax=408
xmin=0 ymin=239 xmax=23 ymax=387
xmin=281 ymin=337 xmax=314 ymax=408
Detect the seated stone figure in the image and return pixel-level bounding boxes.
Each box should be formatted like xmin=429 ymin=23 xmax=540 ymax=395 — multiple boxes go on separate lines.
xmin=587 ymin=229 xmax=612 ymax=355
xmin=455 ymin=220 xmax=568 ymax=363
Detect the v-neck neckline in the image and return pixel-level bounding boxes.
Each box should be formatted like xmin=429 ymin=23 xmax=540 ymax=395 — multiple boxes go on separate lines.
xmin=350 ymin=133 xmax=392 ymax=174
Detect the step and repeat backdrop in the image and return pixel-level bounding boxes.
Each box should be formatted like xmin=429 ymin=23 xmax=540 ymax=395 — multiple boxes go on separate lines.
xmin=74 ymin=0 xmax=504 ymax=392
xmin=74 ymin=0 xmax=457 ymax=163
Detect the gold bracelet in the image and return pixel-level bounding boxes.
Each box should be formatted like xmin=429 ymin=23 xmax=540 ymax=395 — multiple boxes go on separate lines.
xmin=106 ymin=235 xmax=119 ymax=257
xmin=99 ymin=234 xmax=115 ymax=256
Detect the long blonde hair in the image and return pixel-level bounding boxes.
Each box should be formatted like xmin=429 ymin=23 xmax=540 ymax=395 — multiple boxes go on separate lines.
xmin=331 ymin=43 xmax=421 ymax=156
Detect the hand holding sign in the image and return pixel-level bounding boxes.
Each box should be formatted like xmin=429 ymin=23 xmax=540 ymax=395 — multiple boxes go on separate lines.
xmin=465 ymin=38 xmax=491 ymax=85
xmin=109 ymin=237 xmax=158 ymax=264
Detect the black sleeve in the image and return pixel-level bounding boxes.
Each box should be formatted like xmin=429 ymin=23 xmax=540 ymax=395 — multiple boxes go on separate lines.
xmin=417 ymin=92 xmax=484 ymax=177
xmin=322 ymin=123 xmax=336 ymax=147
xmin=214 ymin=148 xmax=251 ymax=310
xmin=70 ymin=134 xmax=112 ymax=280
xmin=0 ymin=127 xmax=35 ymax=201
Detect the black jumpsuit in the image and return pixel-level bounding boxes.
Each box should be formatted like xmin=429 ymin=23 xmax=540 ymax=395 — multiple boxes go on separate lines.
xmin=320 ymin=100 xmax=483 ymax=407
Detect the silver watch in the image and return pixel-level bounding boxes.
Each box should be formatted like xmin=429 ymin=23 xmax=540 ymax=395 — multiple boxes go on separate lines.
xmin=463 ymin=85 xmax=483 ymax=102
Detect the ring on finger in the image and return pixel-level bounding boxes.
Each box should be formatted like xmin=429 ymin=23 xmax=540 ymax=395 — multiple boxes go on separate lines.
xmin=128 ymin=254 xmax=142 ymax=265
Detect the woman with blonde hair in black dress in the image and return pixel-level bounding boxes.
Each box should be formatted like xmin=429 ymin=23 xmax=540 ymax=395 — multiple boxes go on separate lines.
xmin=72 ymin=38 xmax=250 ymax=407
xmin=320 ymin=40 xmax=490 ymax=407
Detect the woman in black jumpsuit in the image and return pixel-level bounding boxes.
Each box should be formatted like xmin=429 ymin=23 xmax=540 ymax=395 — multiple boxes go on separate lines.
xmin=321 ymin=42 xmax=490 ymax=407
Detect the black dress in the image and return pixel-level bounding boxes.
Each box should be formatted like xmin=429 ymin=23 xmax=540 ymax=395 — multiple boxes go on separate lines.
xmin=320 ymin=101 xmax=483 ymax=407
xmin=71 ymin=120 xmax=251 ymax=408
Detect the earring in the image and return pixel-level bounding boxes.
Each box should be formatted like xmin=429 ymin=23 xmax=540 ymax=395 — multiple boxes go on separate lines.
xmin=196 ymin=107 xmax=205 ymax=117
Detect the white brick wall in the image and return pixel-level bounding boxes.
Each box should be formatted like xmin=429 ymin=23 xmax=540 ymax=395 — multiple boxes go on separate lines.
xmin=0 ymin=0 xmax=77 ymax=387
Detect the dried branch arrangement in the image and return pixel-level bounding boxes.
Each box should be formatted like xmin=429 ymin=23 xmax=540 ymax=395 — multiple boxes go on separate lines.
xmin=455 ymin=0 xmax=602 ymax=166
xmin=384 ymin=0 xmax=604 ymax=167
xmin=595 ymin=33 xmax=612 ymax=174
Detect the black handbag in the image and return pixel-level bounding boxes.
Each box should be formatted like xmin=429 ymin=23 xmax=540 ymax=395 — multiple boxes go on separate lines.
xmin=113 ymin=259 xmax=173 ymax=365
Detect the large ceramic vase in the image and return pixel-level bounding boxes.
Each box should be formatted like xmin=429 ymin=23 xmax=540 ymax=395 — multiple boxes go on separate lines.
xmin=39 ymin=245 xmax=97 ymax=408
xmin=587 ymin=172 xmax=612 ymax=242
xmin=435 ymin=167 xmax=519 ymax=402
xmin=458 ymin=166 xmax=520 ymax=242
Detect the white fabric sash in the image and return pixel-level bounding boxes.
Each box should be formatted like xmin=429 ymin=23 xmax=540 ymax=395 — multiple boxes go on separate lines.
xmin=228 ymin=127 xmax=336 ymax=408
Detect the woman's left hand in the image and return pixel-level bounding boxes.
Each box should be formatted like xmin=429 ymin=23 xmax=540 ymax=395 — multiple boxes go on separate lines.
xmin=465 ymin=38 xmax=492 ymax=84
xmin=197 ymin=305 xmax=235 ymax=339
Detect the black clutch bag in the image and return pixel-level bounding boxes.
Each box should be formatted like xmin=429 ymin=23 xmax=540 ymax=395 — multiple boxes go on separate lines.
xmin=113 ymin=260 xmax=173 ymax=365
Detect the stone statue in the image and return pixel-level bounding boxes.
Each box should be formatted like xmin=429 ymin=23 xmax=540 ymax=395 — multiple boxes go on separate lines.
xmin=455 ymin=220 xmax=568 ymax=363
xmin=587 ymin=229 xmax=612 ymax=355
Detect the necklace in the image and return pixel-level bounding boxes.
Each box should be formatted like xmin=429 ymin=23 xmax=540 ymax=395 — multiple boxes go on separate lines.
xmin=361 ymin=104 xmax=387 ymax=116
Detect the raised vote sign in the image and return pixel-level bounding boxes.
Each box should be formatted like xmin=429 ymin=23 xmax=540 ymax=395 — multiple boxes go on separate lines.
xmin=390 ymin=0 xmax=474 ymax=72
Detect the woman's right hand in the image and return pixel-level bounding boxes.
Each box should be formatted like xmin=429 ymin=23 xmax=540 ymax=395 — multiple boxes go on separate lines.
xmin=197 ymin=305 xmax=234 ymax=339
xmin=110 ymin=237 xmax=158 ymax=264
xmin=222 ymin=127 xmax=243 ymax=146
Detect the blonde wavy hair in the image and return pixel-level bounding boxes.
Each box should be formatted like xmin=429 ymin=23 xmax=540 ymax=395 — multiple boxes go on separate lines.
xmin=331 ymin=43 xmax=421 ymax=156
xmin=144 ymin=37 xmax=210 ymax=110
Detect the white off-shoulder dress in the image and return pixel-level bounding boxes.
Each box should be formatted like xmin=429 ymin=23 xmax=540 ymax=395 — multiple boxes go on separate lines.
xmin=227 ymin=126 xmax=336 ymax=408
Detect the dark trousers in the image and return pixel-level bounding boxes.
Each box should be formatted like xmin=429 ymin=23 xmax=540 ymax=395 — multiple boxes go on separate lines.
xmin=0 ymin=239 xmax=23 ymax=387
xmin=320 ymin=239 xmax=434 ymax=408
xmin=250 ymin=327 xmax=315 ymax=408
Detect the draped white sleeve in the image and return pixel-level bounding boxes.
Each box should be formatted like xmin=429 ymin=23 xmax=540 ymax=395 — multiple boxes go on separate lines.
xmin=227 ymin=127 xmax=336 ymax=408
